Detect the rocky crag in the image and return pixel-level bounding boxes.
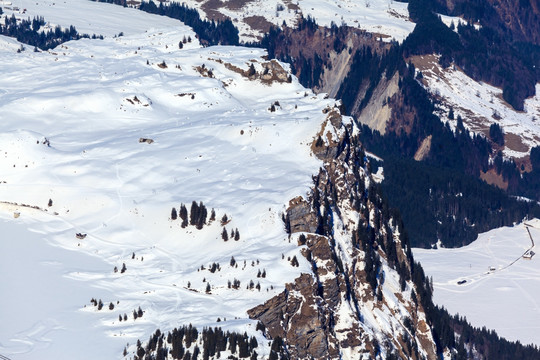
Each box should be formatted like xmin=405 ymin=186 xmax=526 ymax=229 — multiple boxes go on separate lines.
xmin=249 ymin=107 xmax=438 ymax=359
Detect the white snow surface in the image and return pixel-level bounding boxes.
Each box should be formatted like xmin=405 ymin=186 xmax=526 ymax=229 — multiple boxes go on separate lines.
xmin=297 ymin=0 xmax=414 ymax=42
xmin=2 ymin=0 xmax=190 ymax=37
xmin=414 ymin=219 xmax=540 ymax=346
xmin=0 ymin=3 xmax=338 ymax=358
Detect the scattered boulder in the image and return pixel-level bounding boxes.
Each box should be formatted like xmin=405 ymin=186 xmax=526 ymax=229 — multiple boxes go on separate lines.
xmin=139 ymin=138 xmax=154 ymax=144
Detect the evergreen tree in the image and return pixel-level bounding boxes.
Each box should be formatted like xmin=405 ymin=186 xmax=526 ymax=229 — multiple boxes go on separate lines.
xmin=221 ymin=214 xmax=228 ymax=225
xmin=222 ymin=227 xmax=229 ymax=241
xmin=180 ymin=204 xmax=188 ymax=228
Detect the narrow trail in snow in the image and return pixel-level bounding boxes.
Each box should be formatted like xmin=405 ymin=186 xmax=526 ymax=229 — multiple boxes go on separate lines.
xmin=451 ymin=224 xmax=536 ymax=287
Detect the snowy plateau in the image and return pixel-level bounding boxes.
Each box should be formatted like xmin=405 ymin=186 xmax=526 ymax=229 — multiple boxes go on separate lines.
xmin=0 ymin=1 xmax=340 ymax=358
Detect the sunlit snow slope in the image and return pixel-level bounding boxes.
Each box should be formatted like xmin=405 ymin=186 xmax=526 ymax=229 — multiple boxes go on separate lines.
xmin=414 ymin=219 xmax=540 ymax=346
xmin=0 ymin=2 xmax=339 ymax=358
xmin=121 ymin=0 xmax=415 ymax=42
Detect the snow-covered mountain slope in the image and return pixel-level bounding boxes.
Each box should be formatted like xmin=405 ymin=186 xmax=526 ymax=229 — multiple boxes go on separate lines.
xmin=1 ymin=0 xmax=186 ymax=37
xmin=119 ymin=0 xmax=415 ymax=42
xmin=412 ymin=54 xmax=540 ymax=162
xmin=414 ymin=219 xmax=540 ymax=346
xmin=0 ymin=10 xmax=340 ymax=357
xmin=0 ymin=2 xmax=447 ymax=358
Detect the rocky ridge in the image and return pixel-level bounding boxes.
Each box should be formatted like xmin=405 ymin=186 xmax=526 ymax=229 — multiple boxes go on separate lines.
xmin=249 ymin=107 xmax=438 ymax=359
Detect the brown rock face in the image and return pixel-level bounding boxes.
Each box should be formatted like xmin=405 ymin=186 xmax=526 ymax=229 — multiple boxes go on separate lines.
xmin=249 ymin=111 xmax=438 ymax=359
xmin=287 ymin=196 xmax=318 ymax=234
xmin=248 ymin=273 xmax=334 ymax=359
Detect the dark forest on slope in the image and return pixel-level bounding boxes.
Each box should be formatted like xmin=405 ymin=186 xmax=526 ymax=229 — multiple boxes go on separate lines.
xmin=253 ymin=12 xmax=540 ymax=249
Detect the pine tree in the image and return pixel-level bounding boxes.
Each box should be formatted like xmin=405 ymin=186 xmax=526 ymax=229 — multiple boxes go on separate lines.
xmin=220 ymin=214 xmax=228 ymax=225
xmin=196 ymin=202 xmax=207 ymax=230
xmin=190 ymin=201 xmax=199 ymax=226
xmin=171 ymin=207 xmax=178 ymax=220
xmin=180 ymin=204 xmax=188 ymax=228
xmin=234 ymin=228 xmax=240 ymax=241
xmin=247 ymin=63 xmax=256 ymax=77
xmin=222 ymin=227 xmax=229 ymax=241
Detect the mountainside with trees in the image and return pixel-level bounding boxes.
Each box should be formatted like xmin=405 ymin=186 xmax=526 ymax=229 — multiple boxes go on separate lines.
xmin=1 ymin=0 xmax=540 ymax=359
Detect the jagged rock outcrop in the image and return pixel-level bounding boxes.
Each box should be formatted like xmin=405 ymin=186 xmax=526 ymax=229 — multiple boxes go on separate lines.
xmin=286 ymin=196 xmax=318 ymax=234
xmin=248 ymin=273 xmax=336 ymax=359
xmin=249 ymin=108 xmax=438 ymax=359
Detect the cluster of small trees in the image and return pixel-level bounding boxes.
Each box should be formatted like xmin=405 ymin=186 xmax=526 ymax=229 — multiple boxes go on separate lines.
xmin=132 ymin=306 xmax=144 ymax=320
xmin=256 ymin=269 xmax=267 ymax=278
xmin=289 ymin=255 xmax=299 ymax=267
xmin=131 ymin=325 xmax=267 ymax=360
xmin=208 ymin=262 xmax=220 ymax=273
xmin=90 ymin=298 xmax=116 ymax=311
xmin=227 ymin=278 xmax=241 ymax=290
xmin=114 ymin=262 xmax=127 ymax=273
xmin=221 ymin=227 xmax=240 ymax=241
xmin=247 ymin=280 xmax=261 ymax=291
xmin=171 ymin=201 xmax=214 ymax=230
xmin=138 ymin=1 xmax=239 ymax=46
xmin=0 ymin=14 xmax=102 ymax=51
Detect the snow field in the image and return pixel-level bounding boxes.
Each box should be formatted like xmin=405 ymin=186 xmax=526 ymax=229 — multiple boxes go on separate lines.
xmin=414 ymin=219 xmax=540 ymax=346
xmin=0 ymin=6 xmax=336 ymax=358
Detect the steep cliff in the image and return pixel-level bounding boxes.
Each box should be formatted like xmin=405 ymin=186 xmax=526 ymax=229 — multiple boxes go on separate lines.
xmin=249 ymin=108 xmax=438 ymax=359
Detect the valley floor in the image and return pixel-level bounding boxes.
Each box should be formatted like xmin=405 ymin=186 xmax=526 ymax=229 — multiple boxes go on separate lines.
xmin=414 ymin=219 xmax=540 ymax=346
